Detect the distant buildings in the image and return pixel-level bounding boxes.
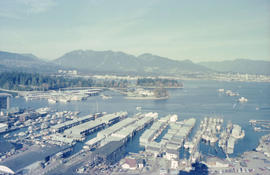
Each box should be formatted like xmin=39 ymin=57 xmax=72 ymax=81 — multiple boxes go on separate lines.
xmin=0 ymin=93 xmax=11 ymax=110
xmin=58 ymin=69 xmax=77 ymax=75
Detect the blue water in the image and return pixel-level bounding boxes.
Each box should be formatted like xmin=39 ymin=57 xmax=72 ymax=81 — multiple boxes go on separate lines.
xmin=7 ymin=80 xmax=270 ymax=157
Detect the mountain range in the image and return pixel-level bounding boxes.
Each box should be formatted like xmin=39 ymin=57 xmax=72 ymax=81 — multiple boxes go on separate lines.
xmin=54 ymin=50 xmax=210 ymax=75
xmin=0 ymin=50 xmax=269 ymax=75
xmin=0 ymin=51 xmax=58 ymax=73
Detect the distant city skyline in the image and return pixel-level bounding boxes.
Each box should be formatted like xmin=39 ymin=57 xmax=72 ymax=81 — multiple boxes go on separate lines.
xmin=0 ymin=0 xmax=269 ymax=62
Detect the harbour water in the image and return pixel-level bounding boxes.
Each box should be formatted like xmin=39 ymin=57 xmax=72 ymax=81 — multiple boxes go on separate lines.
xmin=5 ymin=80 xmax=270 ymax=158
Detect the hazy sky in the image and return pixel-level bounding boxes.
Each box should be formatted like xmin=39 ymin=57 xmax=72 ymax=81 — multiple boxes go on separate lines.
xmin=0 ymin=0 xmax=269 ymax=62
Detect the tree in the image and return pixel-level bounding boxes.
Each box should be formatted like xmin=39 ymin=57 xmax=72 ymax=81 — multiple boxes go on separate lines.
xmin=153 ymin=88 xmax=168 ymax=98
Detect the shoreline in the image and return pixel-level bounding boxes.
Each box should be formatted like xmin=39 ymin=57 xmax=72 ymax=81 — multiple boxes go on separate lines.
xmin=136 ymin=86 xmax=183 ymax=89
xmin=124 ymin=96 xmax=169 ymax=100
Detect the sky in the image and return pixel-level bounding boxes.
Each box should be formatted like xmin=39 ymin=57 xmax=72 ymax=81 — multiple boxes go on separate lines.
xmin=0 ymin=0 xmax=269 ymax=62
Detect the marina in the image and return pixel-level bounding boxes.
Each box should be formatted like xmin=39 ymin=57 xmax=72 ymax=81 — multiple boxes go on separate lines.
xmin=23 ymin=88 xmax=101 ymax=103
xmin=0 ymin=80 xmax=269 ymax=174
xmin=249 ymin=120 xmax=270 ymax=132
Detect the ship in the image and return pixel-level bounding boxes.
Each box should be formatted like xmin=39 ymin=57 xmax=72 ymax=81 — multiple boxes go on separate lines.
xmin=100 ymin=94 xmax=112 ymax=100
xmin=238 ymin=97 xmax=248 ymax=103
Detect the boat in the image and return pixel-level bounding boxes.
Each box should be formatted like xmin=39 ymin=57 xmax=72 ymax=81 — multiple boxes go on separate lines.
xmin=254 ymin=127 xmax=261 ymax=132
xmin=59 ymin=97 xmax=69 ymax=103
xmin=218 ymin=89 xmax=225 ymax=92
xmin=100 ymin=94 xmax=112 ymax=100
xmin=3 ymin=133 xmax=9 ymax=138
xmin=136 ymin=106 xmax=142 ymax=111
xmin=48 ymin=98 xmax=57 ymax=104
xmin=18 ymin=132 xmax=26 ymax=136
xmin=225 ymin=90 xmax=239 ymax=96
xmin=238 ymin=97 xmax=248 ymax=103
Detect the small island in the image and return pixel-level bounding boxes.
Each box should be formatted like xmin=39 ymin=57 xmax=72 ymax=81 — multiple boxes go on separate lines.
xmin=125 ymin=87 xmax=169 ymax=100
xmin=123 ymin=78 xmax=181 ymax=100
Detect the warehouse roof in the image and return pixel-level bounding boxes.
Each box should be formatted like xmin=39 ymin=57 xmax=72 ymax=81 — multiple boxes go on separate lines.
xmin=64 ymin=120 xmax=103 ymax=136
xmin=183 ymin=118 xmax=196 ymax=126
xmin=64 ymin=112 xmax=127 ymax=136
xmin=51 ymin=115 xmax=93 ymax=130
xmin=85 ymin=135 xmax=105 ymax=146
xmin=94 ymin=141 xmax=124 ymax=157
xmin=140 ymin=129 xmax=155 ymax=141
xmin=50 ymin=134 xmax=74 ymax=144
xmin=98 ymin=117 xmax=137 ymax=137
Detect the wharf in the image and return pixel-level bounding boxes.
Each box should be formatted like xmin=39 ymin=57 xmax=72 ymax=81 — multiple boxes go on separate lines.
xmin=63 ymin=111 xmax=128 ymax=141
xmin=86 ymin=112 xmax=157 ymax=149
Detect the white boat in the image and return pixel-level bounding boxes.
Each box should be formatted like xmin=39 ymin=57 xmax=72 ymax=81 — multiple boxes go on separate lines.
xmin=48 ymin=98 xmax=57 ymax=104
xmin=136 ymin=106 xmax=142 ymax=111
xmin=226 ymin=90 xmax=239 ymax=96
xmin=218 ymin=89 xmax=225 ymax=92
xmin=100 ymin=94 xmax=112 ymax=100
xmin=238 ymin=97 xmax=248 ymax=103
xmin=59 ymin=97 xmax=69 ymax=103
xmin=18 ymin=132 xmax=26 ymax=136
xmin=254 ymin=127 xmax=261 ymax=132
xmin=3 ymin=133 xmax=9 ymax=138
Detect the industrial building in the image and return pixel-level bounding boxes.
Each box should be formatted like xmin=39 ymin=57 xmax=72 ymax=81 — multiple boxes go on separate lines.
xmin=48 ymin=133 xmax=75 ymax=145
xmin=139 ymin=115 xmax=171 ymax=146
xmin=97 ymin=117 xmax=138 ymax=138
xmin=51 ymin=115 xmax=95 ymax=133
xmin=88 ymin=113 xmax=158 ymax=166
xmin=63 ymin=111 xmax=128 ymax=141
xmin=93 ymin=141 xmax=125 ymax=165
xmin=86 ymin=112 xmax=157 ymax=149
xmin=164 ymin=143 xmax=181 ymax=160
xmin=141 ymin=116 xmax=196 ymax=160
xmin=145 ymin=142 xmax=162 ymax=156
xmin=86 ymin=117 xmax=138 ymax=149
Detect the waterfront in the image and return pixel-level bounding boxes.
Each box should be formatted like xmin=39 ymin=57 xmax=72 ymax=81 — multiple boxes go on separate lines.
xmin=5 ymin=80 xmax=270 ymax=157
xmin=1 ymin=80 xmax=270 ymax=174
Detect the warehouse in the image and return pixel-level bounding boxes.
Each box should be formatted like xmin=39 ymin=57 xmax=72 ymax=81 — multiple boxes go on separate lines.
xmin=64 ymin=112 xmax=127 ymax=140
xmin=93 ymin=141 xmax=125 ymax=165
xmin=51 ymin=115 xmax=94 ymax=132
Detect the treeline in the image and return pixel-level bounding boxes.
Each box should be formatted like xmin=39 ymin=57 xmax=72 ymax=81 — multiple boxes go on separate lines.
xmin=153 ymin=88 xmax=169 ymax=98
xmin=95 ymin=79 xmax=128 ymax=88
xmin=0 ymin=72 xmax=128 ymax=91
xmin=137 ymin=78 xmax=183 ymax=88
